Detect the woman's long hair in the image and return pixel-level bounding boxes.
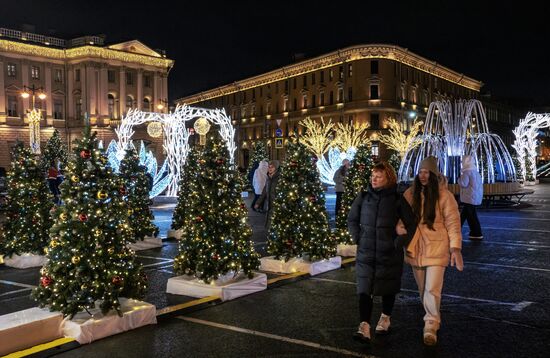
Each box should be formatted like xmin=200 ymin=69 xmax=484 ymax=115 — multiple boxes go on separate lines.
xmin=412 ymin=172 xmax=439 ymax=230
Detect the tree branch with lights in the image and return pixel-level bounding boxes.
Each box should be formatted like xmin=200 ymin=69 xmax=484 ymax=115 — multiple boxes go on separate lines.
xmin=378 ymin=118 xmax=423 ymax=158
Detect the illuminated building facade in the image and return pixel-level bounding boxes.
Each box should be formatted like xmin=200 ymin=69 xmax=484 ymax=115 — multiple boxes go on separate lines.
xmin=0 ymin=27 xmax=173 ymax=168
xmin=177 ymin=44 xmax=482 ymax=167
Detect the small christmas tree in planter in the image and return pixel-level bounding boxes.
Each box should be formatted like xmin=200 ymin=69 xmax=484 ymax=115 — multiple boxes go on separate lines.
xmin=168 ymin=139 xmax=264 ymax=301
xmin=32 ymin=126 xmax=149 ymax=322
xmin=1 ymin=142 xmax=53 ymax=268
xmin=333 ymin=144 xmax=374 ymax=256
xmin=170 ymin=147 xmax=202 ymax=239
xmin=40 ymin=129 xmax=68 ymax=171
xmin=120 ymin=148 xmax=160 ymax=250
xmin=261 ymin=141 xmax=339 ymax=276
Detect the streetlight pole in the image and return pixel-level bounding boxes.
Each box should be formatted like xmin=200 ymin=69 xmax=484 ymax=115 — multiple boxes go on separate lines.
xmin=21 ymin=85 xmax=47 ymax=154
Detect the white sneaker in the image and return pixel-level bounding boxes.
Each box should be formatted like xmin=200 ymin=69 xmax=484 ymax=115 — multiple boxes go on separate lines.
xmin=375 ymin=313 xmax=391 ymax=334
xmin=353 ymin=321 xmax=371 ymax=343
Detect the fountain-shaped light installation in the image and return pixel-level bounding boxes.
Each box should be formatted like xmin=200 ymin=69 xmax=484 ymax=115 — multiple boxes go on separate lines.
xmin=399 ymin=99 xmax=516 ymax=184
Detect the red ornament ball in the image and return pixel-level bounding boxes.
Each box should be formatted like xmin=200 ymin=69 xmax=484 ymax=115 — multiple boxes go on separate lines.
xmin=80 ymin=150 xmax=91 ymax=159
xmin=216 ymin=158 xmax=224 ymax=165
xmin=358 ymin=164 xmax=366 ymax=171
xmin=40 ymin=276 xmax=53 ymax=287
xmin=309 ymin=196 xmax=317 ymax=202
xmin=195 ymin=216 xmax=203 ymax=222
xmin=290 ymin=161 xmax=298 ymax=167
xmin=119 ymin=186 xmax=127 ymax=195
xmin=78 ymin=213 xmax=88 ymax=222
xmin=112 ymin=276 xmax=122 ymax=285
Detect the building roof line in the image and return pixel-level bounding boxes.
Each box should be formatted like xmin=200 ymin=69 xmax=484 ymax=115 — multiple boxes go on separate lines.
xmin=177 ymin=44 xmax=482 ymax=105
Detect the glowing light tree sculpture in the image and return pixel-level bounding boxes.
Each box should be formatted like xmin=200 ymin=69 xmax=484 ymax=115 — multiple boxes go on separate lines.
xmin=333 ymin=144 xmax=374 ymax=248
xmin=1 ymin=142 xmax=53 ymax=267
xmin=119 ymin=148 xmax=158 ymax=241
xmin=172 ymin=139 xmax=260 ymax=283
xmin=32 ymin=126 xmax=147 ymax=318
xmin=266 ymin=141 xmax=336 ymax=262
xmin=379 ymin=117 xmax=423 ymax=159
xmin=300 ymin=117 xmax=369 ymax=185
xmin=399 ymin=100 xmax=516 ymax=185
xmin=512 ymin=112 xmax=550 ymax=183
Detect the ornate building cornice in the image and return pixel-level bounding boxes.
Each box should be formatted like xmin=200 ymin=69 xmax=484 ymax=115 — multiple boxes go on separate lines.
xmin=177 ymin=44 xmax=482 ymax=105
xmin=0 ymin=39 xmax=174 ymax=69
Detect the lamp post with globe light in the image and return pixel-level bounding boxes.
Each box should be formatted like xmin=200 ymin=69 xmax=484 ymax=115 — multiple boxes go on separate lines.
xmin=21 ymin=85 xmax=47 ymax=154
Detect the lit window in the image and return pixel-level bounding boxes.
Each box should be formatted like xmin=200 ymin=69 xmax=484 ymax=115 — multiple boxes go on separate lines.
xmin=31 ymin=66 xmax=40 ymax=79
xmin=7 ymin=63 xmax=16 ymax=77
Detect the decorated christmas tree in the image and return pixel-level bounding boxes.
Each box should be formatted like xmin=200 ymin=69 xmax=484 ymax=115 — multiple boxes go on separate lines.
xmin=387 ymin=152 xmax=401 ymax=175
xmin=334 ymin=144 xmax=374 ymax=244
xmin=41 ymin=129 xmax=68 ymax=171
xmin=32 ymin=126 xmax=147 ymax=318
xmin=247 ymin=141 xmax=269 ymax=187
xmin=268 ymin=141 xmax=335 ymax=261
xmin=0 ymin=142 xmax=53 ymax=257
xmin=119 ymin=148 xmax=158 ymax=240
xmin=173 ymin=139 xmax=260 ymax=283
xmin=172 ymin=147 xmax=202 ymax=231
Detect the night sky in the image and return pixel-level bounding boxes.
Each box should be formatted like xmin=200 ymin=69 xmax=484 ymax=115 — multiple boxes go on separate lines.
xmin=2 ymin=1 xmax=549 ymax=106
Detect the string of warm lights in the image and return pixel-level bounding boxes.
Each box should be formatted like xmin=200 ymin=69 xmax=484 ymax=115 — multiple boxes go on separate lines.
xmin=378 ymin=117 xmax=423 ymax=158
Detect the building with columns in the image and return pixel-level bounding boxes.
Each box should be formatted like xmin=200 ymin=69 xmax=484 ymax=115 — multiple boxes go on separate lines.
xmin=0 ymin=28 xmax=173 ymax=169
xmin=176 ymin=44 xmax=483 ymax=168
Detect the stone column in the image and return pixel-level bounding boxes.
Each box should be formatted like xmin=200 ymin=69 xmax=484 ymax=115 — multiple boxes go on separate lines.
xmin=119 ymin=67 xmax=126 ymax=117
xmin=45 ymin=64 xmax=53 ymax=124
xmin=80 ymin=64 xmax=88 ymax=117
xmin=0 ymin=59 xmax=6 ymax=121
xmin=21 ymin=61 xmax=30 ymax=113
xmin=99 ymin=64 xmax=108 ymax=117
xmin=137 ymin=69 xmax=143 ymax=110
xmin=67 ymin=66 xmax=74 ymax=121
xmin=153 ymin=71 xmax=159 ymax=111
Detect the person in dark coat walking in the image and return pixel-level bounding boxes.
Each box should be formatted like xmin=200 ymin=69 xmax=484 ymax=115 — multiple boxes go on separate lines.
xmin=254 ymin=160 xmax=280 ymax=230
xmin=348 ymin=162 xmax=416 ymax=344
xmin=333 ymin=159 xmax=350 ymax=220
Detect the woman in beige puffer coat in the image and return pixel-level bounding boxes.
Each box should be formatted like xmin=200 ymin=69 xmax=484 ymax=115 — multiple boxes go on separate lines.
xmin=400 ymin=156 xmax=463 ymax=346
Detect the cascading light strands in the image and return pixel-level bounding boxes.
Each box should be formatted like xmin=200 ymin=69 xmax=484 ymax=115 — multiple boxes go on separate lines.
xmin=268 ymin=141 xmax=335 ymax=261
xmin=333 ymin=144 xmax=374 ymax=244
xmin=173 ymin=138 xmax=260 ymax=283
xmin=512 ymin=112 xmax=550 ymax=181
xmin=119 ymin=148 xmax=158 ymax=241
xmin=32 ymin=126 xmax=147 ymax=318
xmin=0 ymin=142 xmax=53 ymax=257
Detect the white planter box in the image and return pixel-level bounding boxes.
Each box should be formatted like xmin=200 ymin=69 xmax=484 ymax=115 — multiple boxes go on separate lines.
xmin=260 ymin=256 xmax=342 ymax=276
xmin=336 ymin=244 xmax=357 ymax=257
xmin=62 ymin=298 xmax=156 ymax=344
xmin=167 ymin=271 xmax=267 ymax=301
xmin=128 ymin=236 xmax=163 ymax=251
xmin=166 ymin=229 xmax=182 ymax=240
xmin=4 ymin=253 xmax=46 ymax=269
xmin=0 ymin=307 xmax=63 ymax=356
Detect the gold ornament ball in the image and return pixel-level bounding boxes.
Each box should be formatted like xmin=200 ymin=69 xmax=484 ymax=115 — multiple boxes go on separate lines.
xmin=147 ymin=122 xmax=163 ymax=138
xmin=60 ymin=212 xmax=68 ymax=221
xmin=43 ymin=247 xmax=49 ymax=254
xmin=71 ymin=256 xmax=81 ymax=264
xmin=194 ymin=117 xmax=211 ymax=135
xmin=128 ymin=208 xmax=134 ymax=215
xmin=71 ymin=175 xmax=79 ymax=183
xmin=50 ymin=240 xmax=59 ymax=248
xmin=108 ymin=247 xmax=115 ymax=255
xmin=97 ymin=190 xmax=108 ymax=200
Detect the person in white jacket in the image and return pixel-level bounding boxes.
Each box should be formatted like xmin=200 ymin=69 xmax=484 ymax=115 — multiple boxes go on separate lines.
xmin=251 ymin=160 xmax=269 ymax=211
xmin=457 ymin=155 xmax=483 ymax=240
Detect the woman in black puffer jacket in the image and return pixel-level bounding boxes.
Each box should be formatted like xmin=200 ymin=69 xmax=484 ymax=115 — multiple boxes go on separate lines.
xmin=347 ymin=162 xmax=416 ymax=344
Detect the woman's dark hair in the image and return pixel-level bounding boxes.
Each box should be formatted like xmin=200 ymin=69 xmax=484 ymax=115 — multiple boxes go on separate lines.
xmin=412 ymin=172 xmax=439 ymax=230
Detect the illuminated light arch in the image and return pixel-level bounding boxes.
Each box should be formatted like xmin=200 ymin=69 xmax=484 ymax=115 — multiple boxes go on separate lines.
xmin=512 ymin=112 xmax=550 ymax=182
xmin=110 ymin=104 xmax=235 ymax=197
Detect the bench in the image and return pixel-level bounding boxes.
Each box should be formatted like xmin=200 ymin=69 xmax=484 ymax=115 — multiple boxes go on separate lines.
xmin=481 ymin=189 xmax=535 ymax=208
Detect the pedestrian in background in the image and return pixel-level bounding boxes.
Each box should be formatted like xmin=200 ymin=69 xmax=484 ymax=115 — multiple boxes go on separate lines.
xmin=348 ymin=162 xmax=417 ymax=344
xmin=333 ymin=159 xmax=350 ymax=220
xmin=458 ymin=155 xmax=483 ymax=240
xmin=255 ymin=160 xmax=280 ymax=230
xmin=402 ymin=156 xmax=463 ymax=346
xmin=47 ymin=161 xmax=60 ymax=203
xmin=251 ymin=160 xmax=268 ymax=211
